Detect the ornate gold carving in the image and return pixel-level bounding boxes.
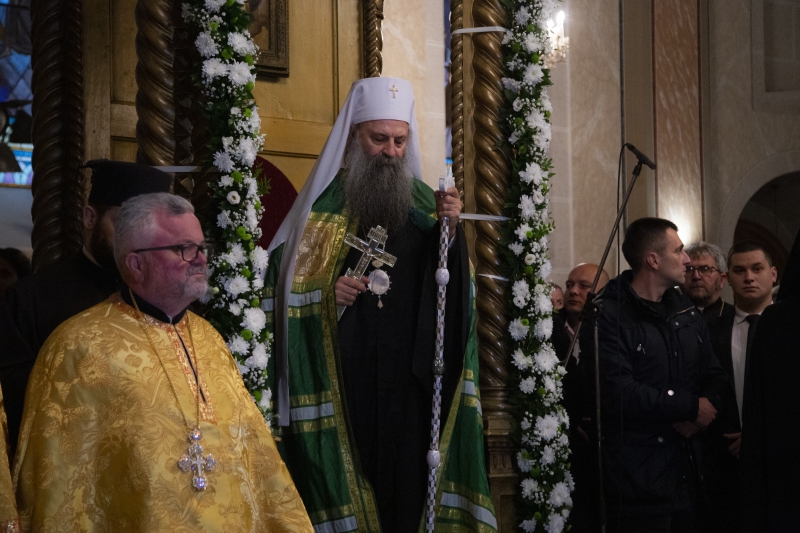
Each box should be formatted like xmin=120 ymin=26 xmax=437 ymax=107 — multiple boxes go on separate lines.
xmin=29 ymin=0 xmax=85 ymax=272
xmin=362 ymin=0 xmax=384 ymax=77
xmin=135 ymin=0 xmax=176 ymax=165
xmin=450 ymin=0 xmax=465 ymax=198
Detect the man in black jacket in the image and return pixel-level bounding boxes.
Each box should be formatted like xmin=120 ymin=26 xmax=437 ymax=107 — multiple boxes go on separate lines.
xmin=0 ymin=160 xmax=172 ymax=460
xmin=582 ymin=217 xmax=728 ymax=533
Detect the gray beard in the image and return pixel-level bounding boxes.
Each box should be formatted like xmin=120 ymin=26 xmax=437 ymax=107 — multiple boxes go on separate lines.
xmin=341 ymin=139 xmax=414 ymax=235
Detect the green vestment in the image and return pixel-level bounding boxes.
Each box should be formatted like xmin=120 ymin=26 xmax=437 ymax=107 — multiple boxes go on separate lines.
xmin=264 ymin=176 xmax=496 ymax=532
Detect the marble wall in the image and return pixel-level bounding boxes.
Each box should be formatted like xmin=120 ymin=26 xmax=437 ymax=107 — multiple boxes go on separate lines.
xmin=548 ymin=0 xmax=623 ymax=287
xmin=383 ymin=0 xmax=447 ymax=190
xmin=706 ymin=0 xmax=800 ymax=252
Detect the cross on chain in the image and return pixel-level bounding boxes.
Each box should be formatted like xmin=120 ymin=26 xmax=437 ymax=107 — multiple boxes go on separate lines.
xmin=389 ymin=84 xmax=399 ymax=99
xmin=337 ymin=226 xmax=398 ymax=319
xmin=177 ymin=428 xmax=217 ymax=491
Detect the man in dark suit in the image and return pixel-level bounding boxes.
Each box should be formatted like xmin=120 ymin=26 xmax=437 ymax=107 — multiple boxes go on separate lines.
xmin=691 ymin=240 xmax=776 ymax=532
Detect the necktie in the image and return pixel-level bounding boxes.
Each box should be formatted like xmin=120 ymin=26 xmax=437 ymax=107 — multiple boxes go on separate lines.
xmin=745 ymin=314 xmax=760 ymax=360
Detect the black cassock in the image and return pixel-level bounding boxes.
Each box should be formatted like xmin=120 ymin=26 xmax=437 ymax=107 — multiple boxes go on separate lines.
xmin=0 ymin=251 xmax=121 ymax=457
xmin=740 ymin=229 xmax=800 ymax=533
xmin=337 ymin=218 xmax=468 ymax=533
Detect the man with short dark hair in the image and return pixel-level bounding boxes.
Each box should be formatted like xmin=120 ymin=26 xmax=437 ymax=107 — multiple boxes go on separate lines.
xmin=13 ymin=193 xmax=313 ymax=531
xmin=683 ymin=241 xmax=732 ymax=320
xmin=0 ymin=160 xmax=172 ymax=459
xmin=582 ymin=217 xmax=727 ymax=532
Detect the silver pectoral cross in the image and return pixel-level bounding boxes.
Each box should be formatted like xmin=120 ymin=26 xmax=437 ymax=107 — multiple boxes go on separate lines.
xmin=177 ymin=428 xmax=217 ymax=491
xmin=337 ymin=225 xmax=398 ymax=319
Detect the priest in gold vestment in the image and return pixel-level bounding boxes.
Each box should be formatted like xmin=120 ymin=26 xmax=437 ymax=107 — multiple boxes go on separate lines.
xmin=1 ymin=385 xmax=19 ymax=531
xmin=13 ymin=193 xmax=312 ymax=532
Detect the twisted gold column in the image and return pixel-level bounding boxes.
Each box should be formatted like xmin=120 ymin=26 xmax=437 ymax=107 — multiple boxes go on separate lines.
xmin=450 ymin=0 xmax=465 ymax=198
xmin=362 ymin=0 xmax=384 ymax=77
xmin=471 ymin=0 xmax=516 ymax=529
xmin=30 ymin=0 xmax=85 ymax=271
xmin=135 ymin=0 xmax=176 ymax=165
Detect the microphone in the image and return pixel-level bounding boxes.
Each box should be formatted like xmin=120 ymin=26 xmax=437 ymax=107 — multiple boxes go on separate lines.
xmin=624 ymin=143 xmax=656 ymax=170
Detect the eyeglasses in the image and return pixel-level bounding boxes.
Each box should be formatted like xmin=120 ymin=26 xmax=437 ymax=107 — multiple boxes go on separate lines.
xmin=684 ymin=265 xmax=720 ymax=277
xmin=134 ymin=242 xmax=208 ymax=262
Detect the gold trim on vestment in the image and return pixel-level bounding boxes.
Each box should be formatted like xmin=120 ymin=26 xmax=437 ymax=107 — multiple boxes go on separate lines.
xmin=292 ymin=212 xmax=349 ymax=292
xmin=113 ymin=296 xmax=216 ymax=423
xmin=291 ymin=417 xmax=337 ymax=434
xmin=307 ymin=504 xmax=355 ymax=524
xmin=291 ymin=391 xmax=333 ymax=407
xmin=440 ymin=481 xmax=495 ymax=510
xmin=288 ymin=304 xmax=322 ymax=318
xmin=463 ymin=369 xmax=474 ymax=380
xmin=435 ymin=510 xmax=496 ymax=533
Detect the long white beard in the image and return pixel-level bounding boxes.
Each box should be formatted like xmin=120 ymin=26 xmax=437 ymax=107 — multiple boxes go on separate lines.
xmin=341 ymin=139 xmax=414 ymax=235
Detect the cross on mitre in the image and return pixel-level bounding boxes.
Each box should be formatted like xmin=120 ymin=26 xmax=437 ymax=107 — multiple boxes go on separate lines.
xmin=389 ymin=84 xmax=399 ymax=99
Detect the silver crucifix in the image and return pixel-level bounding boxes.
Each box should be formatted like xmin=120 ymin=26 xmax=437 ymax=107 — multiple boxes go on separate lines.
xmin=177 ymin=428 xmax=217 ymax=491
xmin=337 ymin=225 xmax=397 ymax=319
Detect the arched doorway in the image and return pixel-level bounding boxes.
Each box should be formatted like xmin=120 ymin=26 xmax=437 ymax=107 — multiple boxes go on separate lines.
xmin=734 ymin=171 xmax=800 ymax=283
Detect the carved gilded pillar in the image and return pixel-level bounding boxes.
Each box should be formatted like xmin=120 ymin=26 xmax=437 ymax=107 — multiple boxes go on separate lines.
xmin=450 ymin=0 xmax=465 ymax=197
xmin=30 ymin=0 xmax=85 ymax=271
xmin=135 ymin=0 xmax=176 ymax=165
xmin=362 ymin=0 xmax=384 ymax=77
xmin=472 ymin=0 xmax=516 ymax=529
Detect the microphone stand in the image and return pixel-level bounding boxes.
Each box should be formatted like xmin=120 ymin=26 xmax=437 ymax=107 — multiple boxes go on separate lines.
xmin=562 ymin=158 xmax=646 ymax=533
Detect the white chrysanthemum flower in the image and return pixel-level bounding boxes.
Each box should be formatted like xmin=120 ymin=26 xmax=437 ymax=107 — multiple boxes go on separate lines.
xmin=509 ymin=318 xmax=530 ymax=341
xmin=565 ymin=471 xmax=575 ymax=491
xmin=225 ymin=275 xmax=249 ymax=298
xmin=204 ymin=0 xmax=225 ymax=12
xmin=541 ymin=90 xmax=553 ymax=113
xmin=247 ymin=342 xmax=269 ymax=369
xmin=558 ymin=432 xmax=570 ymax=447
xmin=227 ymin=191 xmax=241 ymax=205
xmin=509 ymin=242 xmax=524 ymax=256
xmin=217 ymin=210 xmax=232 ymax=229
xmin=515 ymin=6 xmax=531 ymax=25
xmin=520 ymin=161 xmax=546 ymax=186
xmin=244 ymin=111 xmax=262 ymax=134
xmin=524 ymin=32 xmax=543 ymax=54
xmin=259 ymin=387 xmax=272 ymax=408
xmin=202 ymin=58 xmax=226 ymax=81
xmin=544 ymin=375 xmax=557 ymax=393
xmin=222 ymin=136 xmax=234 ymax=149
xmin=512 ymin=348 xmax=533 ymax=370
xmin=526 ymin=107 xmax=547 ymax=131
xmin=230 ymin=107 xmax=241 ymax=116
xmin=534 ymin=316 xmax=553 ymax=340
xmin=223 ymin=242 xmax=246 ymax=266
xmin=534 ymin=292 xmax=553 ymax=314
xmin=519 ymin=195 xmax=536 ymax=219
xmin=251 ymin=246 xmax=269 ymax=271
xmin=521 ymin=519 xmax=537 ymax=533
xmin=218 ymin=175 xmax=234 ymax=187
xmin=229 ymin=301 xmax=242 ymax=316
xmin=502 ymin=77 xmax=521 ymax=92
xmin=228 ymin=61 xmax=254 ymax=86
xmin=195 ymin=31 xmax=219 ymax=58
xmin=541 ymin=259 xmax=552 ymax=279
xmin=520 ymin=477 xmax=539 ymax=499
xmin=547 ymin=513 xmax=566 ymax=533
xmin=536 ymin=415 xmax=560 ymax=441
xmin=520 ymin=376 xmax=536 ymax=394
xmin=227 ymin=334 xmax=249 ymax=355
xmin=241 ymin=307 xmax=267 ymax=335
xmin=228 ymin=32 xmax=256 ymax=56
xmin=547 ymin=481 xmax=572 ymax=508
xmin=243 ymin=176 xmax=258 ymax=198
xmin=515 ymin=222 xmax=532 ymax=241
xmin=532 ymin=189 xmax=545 ymax=205
xmin=214 ymin=151 xmax=234 ymax=173
xmin=523 ymin=63 xmax=544 ymax=86
xmin=236 ymin=137 xmax=258 ymax=166
xmin=502 ymin=30 xmax=513 ymax=45
xmin=512 ymin=279 xmax=530 ymax=301
xmin=521 ymin=416 xmax=532 ymax=430
xmin=251 ymin=277 xmax=264 ymax=290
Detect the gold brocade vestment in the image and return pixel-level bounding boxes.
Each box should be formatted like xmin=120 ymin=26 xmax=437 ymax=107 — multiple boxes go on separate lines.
xmin=13 ymin=294 xmax=312 ymax=532
xmin=0 ymin=386 xmax=20 ymax=531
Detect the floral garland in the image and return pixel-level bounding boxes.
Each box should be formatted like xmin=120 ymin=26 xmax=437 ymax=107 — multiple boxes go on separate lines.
xmin=500 ymin=0 xmax=572 ymax=531
xmin=183 ymin=1 xmax=272 ymax=424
